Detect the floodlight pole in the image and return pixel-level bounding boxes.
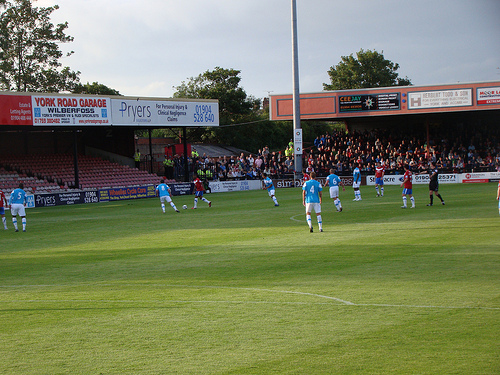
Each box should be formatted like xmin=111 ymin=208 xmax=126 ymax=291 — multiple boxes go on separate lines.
xmin=291 ymin=0 xmax=302 ymax=175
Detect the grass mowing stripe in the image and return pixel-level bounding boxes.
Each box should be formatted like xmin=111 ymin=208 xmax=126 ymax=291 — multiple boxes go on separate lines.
xmin=0 ymin=183 xmax=498 ymax=374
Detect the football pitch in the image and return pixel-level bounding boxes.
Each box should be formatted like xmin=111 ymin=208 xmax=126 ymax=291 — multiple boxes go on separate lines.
xmin=1 ymin=183 xmax=499 ymax=374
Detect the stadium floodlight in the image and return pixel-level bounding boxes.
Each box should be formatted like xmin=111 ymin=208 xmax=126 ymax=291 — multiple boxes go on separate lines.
xmin=291 ymin=0 xmax=302 ymax=175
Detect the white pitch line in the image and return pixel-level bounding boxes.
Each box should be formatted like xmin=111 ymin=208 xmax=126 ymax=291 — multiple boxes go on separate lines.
xmin=1 ymin=284 xmax=499 ymax=310
xmin=289 ymin=214 xmax=304 ymax=223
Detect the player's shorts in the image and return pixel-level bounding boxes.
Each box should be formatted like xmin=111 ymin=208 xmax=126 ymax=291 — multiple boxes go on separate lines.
xmin=375 ymin=177 xmax=384 ymax=186
xmin=160 ymin=195 xmax=172 ymax=204
xmin=352 ymin=181 xmax=361 ymax=189
xmin=267 ymin=189 xmax=275 ymax=197
xmin=429 ymin=181 xmax=439 ymax=192
xmin=305 ymin=202 xmax=321 ymax=214
xmin=195 ymin=190 xmax=204 ymax=198
xmin=329 ymin=186 xmax=339 ymax=199
xmin=402 ymin=188 xmax=412 ymax=195
xmin=0 ymin=207 xmax=4 ymax=215
xmin=10 ymin=203 xmax=25 ymax=216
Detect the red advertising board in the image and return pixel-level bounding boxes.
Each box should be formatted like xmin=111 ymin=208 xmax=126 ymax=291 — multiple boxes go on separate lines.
xmin=0 ymin=95 xmax=33 ymax=125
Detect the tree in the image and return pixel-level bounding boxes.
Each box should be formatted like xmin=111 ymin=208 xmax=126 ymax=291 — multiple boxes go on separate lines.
xmin=0 ymin=0 xmax=80 ymax=92
xmin=174 ymin=67 xmax=258 ymax=126
xmin=73 ymin=82 xmax=121 ymax=96
xmin=172 ymin=67 xmax=260 ymax=148
xmin=323 ymin=49 xmax=411 ymax=90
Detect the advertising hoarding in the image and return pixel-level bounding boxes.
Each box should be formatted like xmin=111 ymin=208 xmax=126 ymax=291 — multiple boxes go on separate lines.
xmin=32 ymin=95 xmax=110 ymax=126
xmin=338 ymin=93 xmax=400 ymax=113
xmin=477 ymin=87 xmax=500 ymax=105
xmin=111 ymin=99 xmax=219 ymax=126
xmin=99 ymin=185 xmax=156 ymax=202
xmin=0 ymin=95 xmax=32 ymax=125
xmin=408 ymin=89 xmax=472 ymax=109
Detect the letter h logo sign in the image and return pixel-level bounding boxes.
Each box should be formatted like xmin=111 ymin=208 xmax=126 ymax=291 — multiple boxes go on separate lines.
xmin=410 ymin=94 xmax=421 ymax=108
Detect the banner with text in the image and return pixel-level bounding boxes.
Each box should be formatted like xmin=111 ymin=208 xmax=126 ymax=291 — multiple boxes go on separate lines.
xmin=32 ymin=95 xmax=110 ymax=126
xmin=477 ymin=86 xmax=500 ymax=105
xmin=0 ymin=95 xmax=32 ymax=125
xmin=34 ymin=191 xmax=99 ymax=207
xmin=99 ymin=185 xmax=156 ymax=202
xmin=111 ymin=99 xmax=219 ymax=127
xmin=408 ymin=89 xmax=472 ymax=109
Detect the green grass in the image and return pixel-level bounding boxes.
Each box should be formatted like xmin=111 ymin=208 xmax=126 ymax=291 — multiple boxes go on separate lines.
xmin=0 ymin=183 xmax=499 ymax=374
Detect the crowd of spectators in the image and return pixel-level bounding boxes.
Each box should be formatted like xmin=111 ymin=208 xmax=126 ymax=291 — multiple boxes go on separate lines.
xmin=186 ymin=125 xmax=500 ymax=181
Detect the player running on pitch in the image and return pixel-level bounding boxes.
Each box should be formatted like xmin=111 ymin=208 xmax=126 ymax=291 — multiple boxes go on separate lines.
xmin=192 ymin=173 xmax=211 ymax=209
xmin=324 ymin=168 xmax=345 ymax=212
xmin=155 ymin=179 xmax=180 ymax=213
xmin=262 ymin=173 xmax=279 ymax=206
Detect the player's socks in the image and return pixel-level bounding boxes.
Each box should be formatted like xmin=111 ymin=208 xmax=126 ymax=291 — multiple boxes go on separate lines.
xmin=272 ymin=196 xmax=278 ymax=205
xmin=194 ymin=198 xmax=198 ymax=209
xmin=161 ymin=203 xmax=166 ymax=213
xmin=375 ymin=187 xmax=379 ymax=196
xmin=381 ymin=187 xmax=384 ymax=196
xmin=22 ymin=218 xmax=26 ymax=231
xmin=410 ymin=196 xmax=415 ymax=208
xmin=306 ymin=214 xmax=312 ymax=229
xmin=402 ymin=196 xmax=407 ymax=208
xmin=12 ymin=218 xmax=18 ymax=230
xmin=357 ymin=191 xmax=362 ymax=200
xmin=437 ymin=194 xmax=443 ymax=202
xmin=317 ymin=215 xmax=322 ymax=231
xmin=430 ymin=195 xmax=434 ymax=205
xmin=170 ymin=202 xmax=177 ymax=211
xmin=202 ymin=197 xmax=210 ymax=204
xmin=2 ymin=217 xmax=6 ymax=229
xmin=334 ymin=198 xmax=341 ymax=211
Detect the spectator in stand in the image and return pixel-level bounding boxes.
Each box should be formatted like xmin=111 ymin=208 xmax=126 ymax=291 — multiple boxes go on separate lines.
xmin=255 ymin=155 xmax=264 ymax=171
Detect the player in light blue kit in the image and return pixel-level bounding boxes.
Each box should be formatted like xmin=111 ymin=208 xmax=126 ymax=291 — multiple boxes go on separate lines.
xmin=155 ymin=179 xmax=179 ymax=213
xmin=262 ymin=173 xmax=279 ymax=206
xmin=302 ymin=171 xmax=323 ymax=232
xmin=325 ymin=168 xmax=345 ymax=212
xmin=9 ymin=183 xmax=27 ymax=232
xmin=352 ymin=163 xmax=362 ymax=201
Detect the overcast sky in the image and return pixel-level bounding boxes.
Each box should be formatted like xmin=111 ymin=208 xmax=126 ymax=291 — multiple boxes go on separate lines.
xmin=37 ymin=0 xmax=500 ymax=99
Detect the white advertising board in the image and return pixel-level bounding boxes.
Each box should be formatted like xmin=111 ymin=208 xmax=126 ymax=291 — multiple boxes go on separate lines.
xmin=408 ymin=89 xmax=472 ymax=109
xmin=209 ymin=180 xmax=261 ymax=193
xmin=477 ymin=87 xmax=500 ymax=105
xmin=111 ymin=99 xmax=219 ymax=126
xmin=366 ymin=174 xmax=458 ymax=186
xmin=32 ymin=95 xmax=110 ymax=126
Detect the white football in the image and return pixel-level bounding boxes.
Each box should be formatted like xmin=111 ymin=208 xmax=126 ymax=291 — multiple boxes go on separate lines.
xmin=182 ymin=205 xmax=188 ymax=210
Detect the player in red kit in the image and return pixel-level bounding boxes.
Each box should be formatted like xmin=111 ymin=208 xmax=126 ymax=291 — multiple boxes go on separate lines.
xmin=192 ymin=173 xmax=211 ymax=209
xmin=374 ymin=161 xmax=385 ymax=197
xmin=400 ymin=164 xmax=415 ymax=209
xmin=0 ymin=189 xmax=8 ymax=229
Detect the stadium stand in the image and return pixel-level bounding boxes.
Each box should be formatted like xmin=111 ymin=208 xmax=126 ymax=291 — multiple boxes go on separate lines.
xmin=0 ymin=154 xmax=168 ymax=193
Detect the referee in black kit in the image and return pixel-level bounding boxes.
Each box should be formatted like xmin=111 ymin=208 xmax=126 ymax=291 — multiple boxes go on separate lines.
xmin=426 ymin=162 xmax=445 ymax=206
